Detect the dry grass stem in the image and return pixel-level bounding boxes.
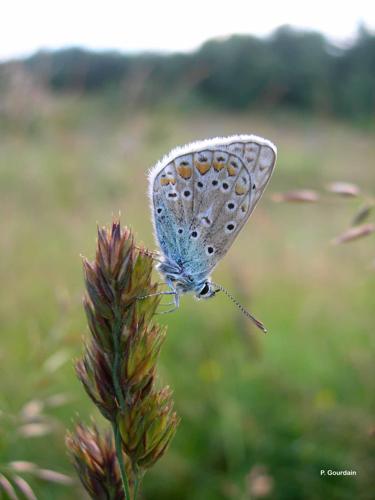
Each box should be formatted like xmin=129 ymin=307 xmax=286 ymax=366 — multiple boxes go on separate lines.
xmin=325 ymin=181 xmax=360 ymax=197
xmin=351 ymin=203 xmax=374 ymax=226
xmin=271 ymin=189 xmax=319 ymax=203
xmin=332 ymin=223 xmax=375 ymax=245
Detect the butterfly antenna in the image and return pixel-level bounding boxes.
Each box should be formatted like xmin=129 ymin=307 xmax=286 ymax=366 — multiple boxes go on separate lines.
xmin=212 ymin=283 xmax=267 ymax=333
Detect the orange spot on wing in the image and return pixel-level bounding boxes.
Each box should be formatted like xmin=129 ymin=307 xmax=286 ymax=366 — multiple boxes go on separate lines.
xmin=235 ymin=184 xmax=246 ymax=195
xmin=177 ymin=165 xmax=192 ymax=179
xmin=227 ymin=165 xmax=237 ymax=176
xmin=160 ymin=177 xmax=176 ymax=186
xmin=213 ymin=161 xmax=225 ymax=171
xmin=195 ymin=161 xmax=211 ymax=175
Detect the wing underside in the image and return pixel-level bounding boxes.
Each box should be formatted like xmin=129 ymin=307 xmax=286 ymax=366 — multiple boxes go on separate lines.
xmin=149 ymin=136 xmax=276 ymax=279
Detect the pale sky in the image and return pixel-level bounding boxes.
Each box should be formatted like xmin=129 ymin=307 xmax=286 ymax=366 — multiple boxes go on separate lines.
xmin=1 ymin=0 xmax=375 ymax=61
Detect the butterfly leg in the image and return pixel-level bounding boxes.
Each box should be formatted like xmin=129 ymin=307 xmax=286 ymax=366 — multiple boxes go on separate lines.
xmin=138 ymin=290 xmax=178 ymax=315
xmin=156 ymin=306 xmax=179 ymax=314
xmin=136 ymin=290 xmax=176 ymax=300
xmin=156 ymin=292 xmax=180 ymax=315
xmin=137 ymin=282 xmax=181 ymax=315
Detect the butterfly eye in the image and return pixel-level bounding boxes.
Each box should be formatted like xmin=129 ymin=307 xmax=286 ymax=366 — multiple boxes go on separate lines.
xmin=199 ymin=283 xmax=210 ymax=296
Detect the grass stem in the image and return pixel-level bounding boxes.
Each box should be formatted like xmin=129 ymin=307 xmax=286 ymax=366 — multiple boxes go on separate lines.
xmin=112 ymin=422 xmax=131 ymax=500
xmin=112 ymin=308 xmax=132 ymax=499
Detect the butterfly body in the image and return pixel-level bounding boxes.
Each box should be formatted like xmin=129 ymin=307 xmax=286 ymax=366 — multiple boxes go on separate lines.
xmin=148 ymin=135 xmax=277 ymax=307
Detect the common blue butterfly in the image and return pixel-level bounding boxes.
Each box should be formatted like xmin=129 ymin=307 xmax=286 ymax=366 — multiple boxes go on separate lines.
xmin=147 ymin=135 xmax=277 ymax=331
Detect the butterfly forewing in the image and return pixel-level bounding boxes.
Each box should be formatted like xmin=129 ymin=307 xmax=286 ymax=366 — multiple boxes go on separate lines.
xmin=149 ymin=135 xmax=276 ymax=279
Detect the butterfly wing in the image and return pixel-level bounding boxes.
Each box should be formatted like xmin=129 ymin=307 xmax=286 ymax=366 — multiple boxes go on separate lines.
xmin=149 ymin=135 xmax=277 ymax=281
xmin=148 ymin=146 xmax=197 ymax=265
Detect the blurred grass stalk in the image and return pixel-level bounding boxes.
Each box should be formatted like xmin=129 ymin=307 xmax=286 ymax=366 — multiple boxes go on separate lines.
xmin=66 ymin=221 xmax=180 ymax=499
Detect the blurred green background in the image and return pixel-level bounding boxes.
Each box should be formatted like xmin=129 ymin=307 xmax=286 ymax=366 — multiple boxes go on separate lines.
xmin=1 ymin=25 xmax=375 ymax=500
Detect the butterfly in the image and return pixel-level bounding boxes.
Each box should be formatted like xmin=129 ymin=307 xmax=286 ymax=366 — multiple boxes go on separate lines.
xmin=147 ymin=135 xmax=277 ymax=331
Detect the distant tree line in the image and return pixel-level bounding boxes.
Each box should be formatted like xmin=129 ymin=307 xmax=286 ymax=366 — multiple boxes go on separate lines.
xmin=3 ymin=25 xmax=375 ymax=121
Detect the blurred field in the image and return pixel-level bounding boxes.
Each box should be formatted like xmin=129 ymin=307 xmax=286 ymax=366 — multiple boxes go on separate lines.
xmin=1 ymin=93 xmax=375 ymax=500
